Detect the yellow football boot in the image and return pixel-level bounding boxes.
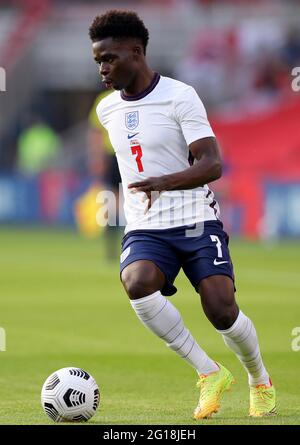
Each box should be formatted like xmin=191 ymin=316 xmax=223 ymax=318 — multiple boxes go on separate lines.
xmin=249 ymin=379 xmax=276 ymax=417
xmin=193 ymin=363 xmax=235 ymax=420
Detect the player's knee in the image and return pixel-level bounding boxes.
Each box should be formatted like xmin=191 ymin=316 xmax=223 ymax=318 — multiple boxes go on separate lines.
xmin=121 ymin=264 xmax=161 ymax=300
xmin=213 ymin=306 xmax=239 ymax=330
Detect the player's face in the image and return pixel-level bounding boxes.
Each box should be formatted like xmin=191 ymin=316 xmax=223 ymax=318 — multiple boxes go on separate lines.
xmin=92 ymin=38 xmax=139 ymax=91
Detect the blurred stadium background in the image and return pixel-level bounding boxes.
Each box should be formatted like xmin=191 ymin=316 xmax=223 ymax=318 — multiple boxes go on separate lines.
xmin=0 ymin=0 xmax=300 ymax=425
xmin=1 ymin=0 xmax=300 ymax=237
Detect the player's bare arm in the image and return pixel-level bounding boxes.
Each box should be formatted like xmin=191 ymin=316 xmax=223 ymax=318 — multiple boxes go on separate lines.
xmin=128 ymin=136 xmax=222 ymax=210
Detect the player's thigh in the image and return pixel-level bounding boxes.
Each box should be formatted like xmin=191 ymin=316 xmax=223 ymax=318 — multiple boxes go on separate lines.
xmin=121 ymin=259 xmax=166 ymax=299
xmin=197 ymin=274 xmax=237 ymax=307
xmin=120 ymin=232 xmax=181 ymax=297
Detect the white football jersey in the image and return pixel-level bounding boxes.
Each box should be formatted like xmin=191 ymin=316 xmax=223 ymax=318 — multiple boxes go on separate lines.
xmin=97 ymin=74 xmax=220 ymax=233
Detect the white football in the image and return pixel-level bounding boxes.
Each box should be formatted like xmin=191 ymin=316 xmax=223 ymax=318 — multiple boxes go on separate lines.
xmin=41 ymin=367 xmax=100 ymax=422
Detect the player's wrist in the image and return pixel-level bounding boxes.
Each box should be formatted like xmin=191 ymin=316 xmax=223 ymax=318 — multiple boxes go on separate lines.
xmin=164 ymin=171 xmax=196 ymax=190
xmin=162 ymin=173 xmax=180 ymax=191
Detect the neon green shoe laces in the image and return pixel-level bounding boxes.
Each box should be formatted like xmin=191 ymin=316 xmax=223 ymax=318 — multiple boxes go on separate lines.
xmin=249 ymin=380 xmax=276 ymax=417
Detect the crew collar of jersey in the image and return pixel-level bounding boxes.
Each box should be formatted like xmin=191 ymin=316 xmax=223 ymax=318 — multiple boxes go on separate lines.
xmin=121 ymin=72 xmax=160 ymax=101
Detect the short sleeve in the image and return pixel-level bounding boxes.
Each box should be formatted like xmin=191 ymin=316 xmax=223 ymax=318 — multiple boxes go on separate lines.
xmin=173 ymin=86 xmax=215 ymax=146
xmin=94 ymin=90 xmax=114 ymax=130
xmin=96 ymin=101 xmax=105 ymax=129
xmin=93 ymin=98 xmax=115 ymax=154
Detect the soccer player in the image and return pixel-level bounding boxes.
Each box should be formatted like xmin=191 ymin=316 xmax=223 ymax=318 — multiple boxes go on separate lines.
xmin=89 ymin=10 xmax=276 ymax=419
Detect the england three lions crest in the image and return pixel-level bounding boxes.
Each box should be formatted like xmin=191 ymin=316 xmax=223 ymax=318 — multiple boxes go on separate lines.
xmin=125 ymin=111 xmax=139 ymax=130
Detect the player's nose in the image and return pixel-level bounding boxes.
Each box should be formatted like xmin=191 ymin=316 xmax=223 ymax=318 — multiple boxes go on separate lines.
xmin=99 ymin=62 xmax=110 ymax=76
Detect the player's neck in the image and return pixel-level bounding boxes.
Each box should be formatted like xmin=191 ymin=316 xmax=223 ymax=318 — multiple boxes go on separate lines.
xmin=122 ymin=68 xmax=156 ymax=97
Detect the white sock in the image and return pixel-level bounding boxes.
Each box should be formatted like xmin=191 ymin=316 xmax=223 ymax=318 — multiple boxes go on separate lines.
xmin=217 ymin=310 xmax=270 ymax=386
xmin=130 ymin=291 xmax=218 ymax=375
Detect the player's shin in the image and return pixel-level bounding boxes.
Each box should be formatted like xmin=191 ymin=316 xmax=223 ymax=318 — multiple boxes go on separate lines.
xmin=217 ymin=310 xmax=270 ymax=386
xmin=130 ymin=291 xmax=218 ymax=375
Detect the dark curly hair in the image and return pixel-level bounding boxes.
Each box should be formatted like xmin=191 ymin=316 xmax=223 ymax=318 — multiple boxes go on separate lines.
xmin=89 ymin=10 xmax=149 ymax=54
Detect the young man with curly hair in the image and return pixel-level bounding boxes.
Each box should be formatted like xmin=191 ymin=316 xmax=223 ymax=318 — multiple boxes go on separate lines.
xmin=89 ymin=9 xmax=276 ymax=419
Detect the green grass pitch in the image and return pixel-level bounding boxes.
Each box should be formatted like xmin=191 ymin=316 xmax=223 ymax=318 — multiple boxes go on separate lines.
xmin=0 ymin=227 xmax=299 ymax=425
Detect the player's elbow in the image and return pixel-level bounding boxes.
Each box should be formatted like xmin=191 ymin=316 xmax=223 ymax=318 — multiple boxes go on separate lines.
xmin=211 ymin=159 xmax=222 ymax=181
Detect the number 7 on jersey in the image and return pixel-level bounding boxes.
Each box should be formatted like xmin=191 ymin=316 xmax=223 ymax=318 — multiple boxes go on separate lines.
xmin=131 ymin=144 xmax=144 ymax=172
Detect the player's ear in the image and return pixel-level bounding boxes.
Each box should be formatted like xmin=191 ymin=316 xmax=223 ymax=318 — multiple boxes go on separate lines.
xmin=132 ymin=45 xmax=143 ymax=60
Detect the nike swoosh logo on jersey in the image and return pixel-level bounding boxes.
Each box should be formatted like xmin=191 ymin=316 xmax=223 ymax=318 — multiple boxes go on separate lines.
xmin=127 ymin=133 xmax=139 ymax=139
xmin=213 ymin=259 xmax=229 ymax=266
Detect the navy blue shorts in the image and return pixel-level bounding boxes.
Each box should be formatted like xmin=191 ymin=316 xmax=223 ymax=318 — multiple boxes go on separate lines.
xmin=120 ymin=220 xmax=235 ymax=296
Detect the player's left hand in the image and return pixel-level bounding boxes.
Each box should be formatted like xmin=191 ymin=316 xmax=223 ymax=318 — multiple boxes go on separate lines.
xmin=128 ymin=176 xmax=170 ymax=212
